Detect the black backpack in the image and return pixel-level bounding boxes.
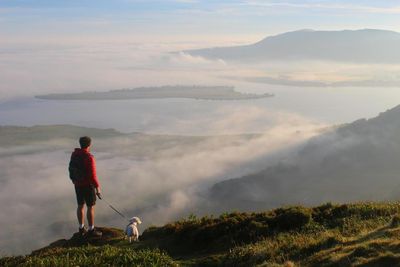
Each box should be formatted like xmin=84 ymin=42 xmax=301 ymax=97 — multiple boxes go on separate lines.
xmin=69 ymin=153 xmax=87 ymax=182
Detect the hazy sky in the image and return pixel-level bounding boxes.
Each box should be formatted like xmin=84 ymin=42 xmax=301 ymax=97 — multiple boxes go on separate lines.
xmin=1 ymin=0 xmax=400 ymax=42
xmin=1 ymin=0 xmax=400 ymax=99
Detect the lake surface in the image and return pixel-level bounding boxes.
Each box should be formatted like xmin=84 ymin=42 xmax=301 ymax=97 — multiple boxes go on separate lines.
xmin=1 ymin=85 xmax=400 ymax=134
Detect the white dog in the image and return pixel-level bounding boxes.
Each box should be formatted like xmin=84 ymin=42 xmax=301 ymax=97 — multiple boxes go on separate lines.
xmin=125 ymin=216 xmax=142 ymax=243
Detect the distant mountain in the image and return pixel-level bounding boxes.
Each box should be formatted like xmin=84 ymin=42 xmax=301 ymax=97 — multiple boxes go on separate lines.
xmin=185 ymin=29 xmax=400 ymax=63
xmin=209 ymin=104 xmax=400 ymax=211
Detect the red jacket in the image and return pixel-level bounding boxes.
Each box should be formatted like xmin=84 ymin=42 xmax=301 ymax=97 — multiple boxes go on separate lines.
xmin=70 ymin=148 xmax=100 ymax=188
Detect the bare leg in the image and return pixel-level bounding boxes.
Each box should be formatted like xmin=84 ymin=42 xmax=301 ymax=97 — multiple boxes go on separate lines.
xmin=87 ymin=205 xmax=95 ymax=228
xmin=77 ymin=205 xmax=84 ymax=226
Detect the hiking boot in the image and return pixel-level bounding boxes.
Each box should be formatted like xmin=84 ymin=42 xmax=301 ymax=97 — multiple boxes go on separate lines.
xmin=78 ymin=227 xmax=87 ymax=236
xmin=87 ymin=228 xmax=102 ymax=237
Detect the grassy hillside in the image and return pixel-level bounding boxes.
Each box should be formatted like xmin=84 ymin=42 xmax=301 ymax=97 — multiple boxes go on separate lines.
xmin=2 ymin=202 xmax=400 ymax=266
xmin=209 ymin=104 xmax=400 ymax=212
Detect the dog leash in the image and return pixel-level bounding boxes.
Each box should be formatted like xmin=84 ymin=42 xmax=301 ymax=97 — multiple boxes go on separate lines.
xmin=99 ymin=195 xmax=127 ymax=220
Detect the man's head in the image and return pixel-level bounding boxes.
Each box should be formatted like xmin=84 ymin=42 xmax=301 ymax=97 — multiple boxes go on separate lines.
xmin=79 ymin=136 xmax=92 ymax=149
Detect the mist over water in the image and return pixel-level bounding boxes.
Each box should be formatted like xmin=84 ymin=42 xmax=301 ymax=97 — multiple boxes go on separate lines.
xmin=1 ymin=85 xmax=400 ymax=135
xmin=1 ymin=87 xmax=399 ymax=255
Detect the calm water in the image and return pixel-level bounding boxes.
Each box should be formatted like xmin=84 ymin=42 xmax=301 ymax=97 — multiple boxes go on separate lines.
xmin=1 ymin=85 xmax=399 ymax=134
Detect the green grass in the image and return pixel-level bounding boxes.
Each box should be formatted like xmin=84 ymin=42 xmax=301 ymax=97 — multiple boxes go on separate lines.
xmin=3 ymin=202 xmax=400 ymax=266
xmin=0 ymin=245 xmax=177 ymax=267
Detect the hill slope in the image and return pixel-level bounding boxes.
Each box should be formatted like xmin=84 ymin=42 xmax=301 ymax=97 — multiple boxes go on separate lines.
xmin=186 ymin=29 xmax=400 ymax=64
xmin=209 ymin=104 xmax=400 ymax=212
xmin=3 ymin=202 xmax=400 ymax=266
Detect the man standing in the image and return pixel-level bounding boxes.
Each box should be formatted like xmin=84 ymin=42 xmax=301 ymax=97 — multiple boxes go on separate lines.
xmin=69 ymin=136 xmax=102 ymax=236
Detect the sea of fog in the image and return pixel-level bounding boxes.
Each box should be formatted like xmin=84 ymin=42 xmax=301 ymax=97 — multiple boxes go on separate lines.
xmin=3 ymin=34 xmax=400 ymax=256
xmin=2 ymin=84 xmax=400 ymax=255
xmin=1 ymin=85 xmax=400 ymax=134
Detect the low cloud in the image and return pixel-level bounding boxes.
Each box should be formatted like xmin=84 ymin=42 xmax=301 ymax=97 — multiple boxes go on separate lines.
xmin=1 ymin=36 xmax=399 ymax=102
xmin=0 ymin=109 xmax=325 ymax=255
xmin=207 ymin=106 xmax=400 ymax=214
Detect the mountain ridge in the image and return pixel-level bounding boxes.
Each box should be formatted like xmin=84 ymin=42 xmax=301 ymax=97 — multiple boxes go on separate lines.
xmin=208 ymin=104 xmax=400 ymax=212
xmin=185 ymin=29 xmax=400 ymax=63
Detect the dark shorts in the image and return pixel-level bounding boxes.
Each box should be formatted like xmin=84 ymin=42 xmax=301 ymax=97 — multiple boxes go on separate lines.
xmin=75 ymin=186 xmax=96 ymax=206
